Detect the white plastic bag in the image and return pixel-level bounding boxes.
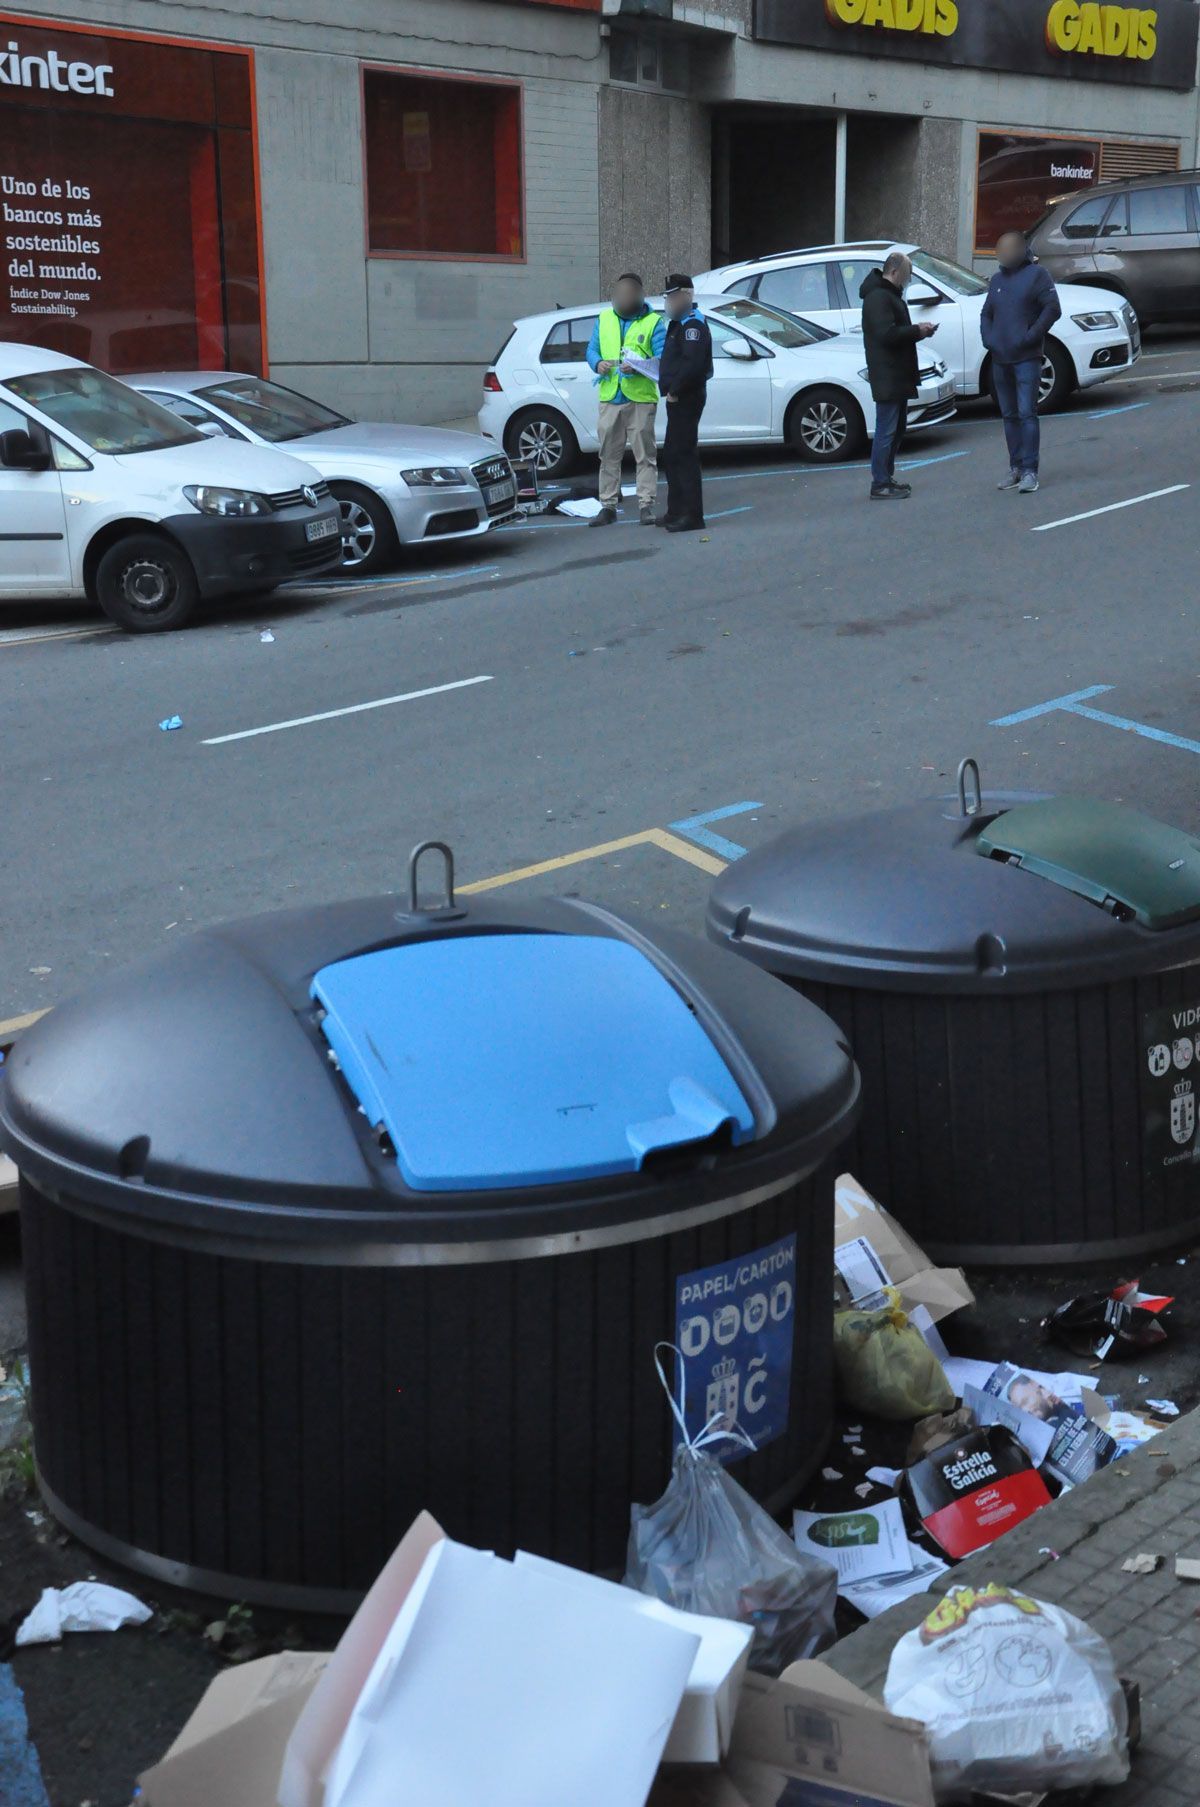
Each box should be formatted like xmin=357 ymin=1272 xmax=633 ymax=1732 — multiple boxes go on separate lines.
xmin=16 ymin=1581 xmax=152 ymax=1646
xmin=624 ymin=1346 xmax=837 ymax=1676
xmin=884 ymin=1583 xmax=1129 ymax=1802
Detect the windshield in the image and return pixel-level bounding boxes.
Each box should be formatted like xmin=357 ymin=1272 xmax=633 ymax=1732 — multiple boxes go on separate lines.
xmin=4 ymin=367 xmax=202 ymax=455
xmin=910 ymin=250 xmax=989 ymax=297
xmin=710 ymin=298 xmax=833 ymax=346
xmin=195 ymin=377 xmax=350 ymax=443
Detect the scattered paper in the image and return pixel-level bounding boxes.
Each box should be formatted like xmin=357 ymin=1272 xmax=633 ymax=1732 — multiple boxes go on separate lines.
xmin=1145 ymin=1399 xmax=1179 ymax=1417
xmin=820 ymin=1467 xmax=842 ymax=1482
xmin=867 ymin=1466 xmax=901 ymax=1490
xmin=942 ymin=1355 xmax=1097 ymax=1406
xmin=793 ymin=1499 xmax=912 ymax=1585
xmin=908 ymin=1304 xmax=950 ymax=1363
xmin=840 ymin=1543 xmax=949 ymax=1620
xmin=962 ymin=1382 xmax=1055 ymax=1469
xmin=556 ymin=497 xmax=605 ymax=520
xmin=260 ymin=630 xmax=275 ymax=643
xmin=1176 ymin=1558 xmax=1200 ymax=1582
xmin=1121 ymin=1553 xmax=1161 ymax=1575
xmin=16 ymin=1582 xmax=152 ymax=1646
xmin=834 ymin=1234 xmax=891 ymax=1304
xmin=854 ymin=1483 xmax=875 ymax=1500
xmin=835 ymin=1174 xmax=974 ymax=1326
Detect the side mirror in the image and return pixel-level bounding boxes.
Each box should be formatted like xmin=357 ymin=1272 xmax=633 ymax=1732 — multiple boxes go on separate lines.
xmin=197 ymin=420 xmax=227 ymax=438
xmin=906 ymin=284 xmax=942 ymax=306
xmin=723 ymin=338 xmax=756 ymax=361
xmin=0 ymin=426 xmax=52 ymax=471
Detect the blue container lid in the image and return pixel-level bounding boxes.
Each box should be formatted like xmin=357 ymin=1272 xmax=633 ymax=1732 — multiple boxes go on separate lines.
xmin=312 ymin=933 xmax=755 ymax=1192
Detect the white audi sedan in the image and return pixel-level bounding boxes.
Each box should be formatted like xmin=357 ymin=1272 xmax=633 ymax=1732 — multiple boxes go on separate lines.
xmin=478 ymin=294 xmax=956 ymax=478
xmin=693 ymin=242 xmax=1140 ymax=413
xmin=128 ymin=372 xmax=518 ymax=573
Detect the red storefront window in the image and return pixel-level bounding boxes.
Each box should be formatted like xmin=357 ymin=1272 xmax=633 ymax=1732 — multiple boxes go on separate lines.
xmin=0 ymin=17 xmax=263 ymax=374
xmin=363 ymin=68 xmax=524 ymax=261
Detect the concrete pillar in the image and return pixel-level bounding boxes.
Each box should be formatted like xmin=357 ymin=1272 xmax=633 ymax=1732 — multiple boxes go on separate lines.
xmin=834 ymin=111 xmax=848 ymax=243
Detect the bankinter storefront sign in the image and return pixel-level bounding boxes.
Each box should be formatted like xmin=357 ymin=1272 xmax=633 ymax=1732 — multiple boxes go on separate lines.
xmin=0 ymin=17 xmax=264 ymax=373
xmin=759 ymin=0 xmax=1197 ymax=87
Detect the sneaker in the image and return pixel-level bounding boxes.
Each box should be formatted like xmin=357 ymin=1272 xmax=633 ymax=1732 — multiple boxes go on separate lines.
xmin=998 ymin=470 xmax=1021 ymax=491
xmin=1018 ymin=472 xmax=1040 ymax=495
xmin=588 ymin=506 xmax=618 ymax=527
xmin=870 ymin=483 xmax=908 ymax=500
xmin=887 ymin=480 xmax=912 ymax=497
xmin=640 ymin=505 xmax=656 ymax=526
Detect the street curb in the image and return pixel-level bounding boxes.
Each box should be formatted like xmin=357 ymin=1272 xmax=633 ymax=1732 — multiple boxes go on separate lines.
xmin=822 ymin=1408 xmax=1199 ymax=1695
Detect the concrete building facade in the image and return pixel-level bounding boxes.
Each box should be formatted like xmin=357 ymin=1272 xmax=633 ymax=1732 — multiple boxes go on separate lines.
xmin=1 ymin=0 xmax=1197 ymax=428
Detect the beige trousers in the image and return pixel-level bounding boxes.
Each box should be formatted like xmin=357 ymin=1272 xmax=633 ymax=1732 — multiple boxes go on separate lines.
xmin=597 ymin=400 xmax=658 ymax=509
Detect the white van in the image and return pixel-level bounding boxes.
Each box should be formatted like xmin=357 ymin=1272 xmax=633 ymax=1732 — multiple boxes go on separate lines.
xmin=0 ymin=344 xmax=343 ymax=631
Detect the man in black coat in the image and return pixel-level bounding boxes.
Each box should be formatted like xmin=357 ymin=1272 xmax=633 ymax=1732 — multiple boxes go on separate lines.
xmin=657 ymin=274 xmax=713 ymax=533
xmin=860 ymin=251 xmax=937 ymax=502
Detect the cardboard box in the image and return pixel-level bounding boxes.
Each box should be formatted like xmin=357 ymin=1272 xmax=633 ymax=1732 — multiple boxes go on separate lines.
xmin=139 ymin=1653 xmax=331 ymax=1807
xmin=834 ymin=1174 xmax=974 ymax=1326
xmin=726 ymin=1664 xmax=936 ymax=1807
xmin=515 ymin=1550 xmax=754 ymax=1763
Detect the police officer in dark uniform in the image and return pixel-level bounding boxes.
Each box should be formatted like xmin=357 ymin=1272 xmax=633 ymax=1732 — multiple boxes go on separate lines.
xmin=657 ymin=274 xmax=713 ymax=533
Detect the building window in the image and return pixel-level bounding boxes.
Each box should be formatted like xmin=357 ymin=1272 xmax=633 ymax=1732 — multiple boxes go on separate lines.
xmin=363 ymin=69 xmax=524 ymax=260
xmin=607 ymin=29 xmax=689 ymax=94
xmin=0 ymin=20 xmax=262 ymax=375
xmin=975 ymin=130 xmax=1179 ymax=254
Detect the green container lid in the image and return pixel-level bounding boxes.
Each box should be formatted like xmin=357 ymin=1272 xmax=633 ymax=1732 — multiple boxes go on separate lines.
xmin=977 ymin=798 xmax=1200 ymax=931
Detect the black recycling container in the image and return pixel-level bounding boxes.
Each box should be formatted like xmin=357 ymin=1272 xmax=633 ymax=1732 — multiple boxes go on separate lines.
xmin=1 ymin=845 xmax=858 ymax=1611
xmin=707 ymin=763 xmax=1200 ymax=1267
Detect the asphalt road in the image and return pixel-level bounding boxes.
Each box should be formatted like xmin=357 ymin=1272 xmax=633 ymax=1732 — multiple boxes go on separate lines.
xmin=3 ymin=330 xmax=1200 ymax=1025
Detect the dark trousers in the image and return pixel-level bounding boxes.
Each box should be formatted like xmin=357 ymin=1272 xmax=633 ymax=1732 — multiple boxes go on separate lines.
xmin=663 ymin=390 xmax=706 ymax=524
xmin=992 ymin=358 xmax=1042 ymax=475
xmin=870 ymin=399 xmax=908 ymax=488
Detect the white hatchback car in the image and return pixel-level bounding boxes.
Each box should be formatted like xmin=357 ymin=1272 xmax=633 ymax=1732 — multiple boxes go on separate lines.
xmin=693 ymin=242 xmax=1140 ymax=412
xmin=128 ymin=372 xmax=519 ymax=574
xmin=478 ymin=294 xmax=955 ymax=476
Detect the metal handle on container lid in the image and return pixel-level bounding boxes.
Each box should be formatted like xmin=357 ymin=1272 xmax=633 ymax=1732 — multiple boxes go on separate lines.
xmin=957 ymin=757 xmax=983 ymax=819
xmin=402 ymin=840 xmax=465 ymax=921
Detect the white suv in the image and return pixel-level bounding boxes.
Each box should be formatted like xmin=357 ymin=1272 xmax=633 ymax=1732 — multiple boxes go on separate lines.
xmin=694 ymin=241 xmax=1141 ymax=412
xmin=478 ymin=294 xmax=955 ymax=477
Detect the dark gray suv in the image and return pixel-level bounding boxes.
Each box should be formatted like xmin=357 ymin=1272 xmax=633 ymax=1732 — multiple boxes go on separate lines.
xmin=1028 ymin=169 xmax=1200 ymax=326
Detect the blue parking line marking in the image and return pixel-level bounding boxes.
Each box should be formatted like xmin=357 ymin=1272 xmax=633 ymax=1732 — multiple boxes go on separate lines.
xmin=897 ymin=450 xmax=970 ymax=470
xmin=1090 ymin=401 xmax=1151 ymax=419
xmin=992 ymin=684 xmax=1200 ymax=758
xmin=0 ymin=1666 xmax=51 ymax=1807
xmin=670 ymin=801 xmax=763 ymax=861
xmin=706 ymin=505 xmax=754 ymax=520
xmin=990 ymin=685 xmax=1113 ymax=727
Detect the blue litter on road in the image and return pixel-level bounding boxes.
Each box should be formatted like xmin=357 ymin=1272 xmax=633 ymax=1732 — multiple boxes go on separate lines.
xmin=158 ymin=715 xmax=183 ymax=732
xmin=0 ymin=1664 xmax=51 ymax=1807
xmin=670 ymin=802 xmax=763 ymax=861
xmin=992 ymin=685 xmax=1200 ymax=759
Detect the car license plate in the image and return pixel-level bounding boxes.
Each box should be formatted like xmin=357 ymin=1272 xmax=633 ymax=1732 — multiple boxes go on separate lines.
xmin=306 ymin=515 xmax=340 ymax=543
xmin=484 ymin=481 xmax=515 ymax=507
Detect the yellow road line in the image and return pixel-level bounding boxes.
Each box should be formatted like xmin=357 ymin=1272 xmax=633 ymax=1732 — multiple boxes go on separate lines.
xmin=0 ymin=828 xmax=727 ymax=1036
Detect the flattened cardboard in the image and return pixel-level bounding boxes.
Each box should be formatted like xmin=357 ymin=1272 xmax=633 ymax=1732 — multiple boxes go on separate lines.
xmin=280 ymin=1510 xmax=445 ymax=1807
xmin=728 ymin=1667 xmax=935 ymax=1807
xmin=139 ymin=1654 xmax=331 ymax=1807
xmin=834 ymin=1175 xmax=974 ymax=1326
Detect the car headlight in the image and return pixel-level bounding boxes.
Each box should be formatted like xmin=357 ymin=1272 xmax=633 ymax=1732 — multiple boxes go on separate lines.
xmin=183 ymin=485 xmax=271 ymax=517
xmin=400 ymin=467 xmax=469 ymax=487
xmin=1071 ymin=311 xmax=1119 ymax=331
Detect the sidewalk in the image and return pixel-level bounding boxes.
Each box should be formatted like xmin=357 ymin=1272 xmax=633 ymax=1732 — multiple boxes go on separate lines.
xmin=824 ymin=1406 xmax=1200 ymax=1804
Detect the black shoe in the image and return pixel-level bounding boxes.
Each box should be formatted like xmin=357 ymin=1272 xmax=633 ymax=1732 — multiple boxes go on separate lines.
xmin=888 ymin=480 xmax=912 ymax=496
xmin=666 ymin=517 xmax=705 ymax=533
xmin=588 ymin=506 xmax=618 ymax=527
xmin=870 ymin=483 xmax=908 ymax=500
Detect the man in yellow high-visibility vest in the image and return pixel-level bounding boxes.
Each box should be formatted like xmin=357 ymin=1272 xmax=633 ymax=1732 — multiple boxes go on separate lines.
xmin=585 ymin=272 xmax=665 ymax=527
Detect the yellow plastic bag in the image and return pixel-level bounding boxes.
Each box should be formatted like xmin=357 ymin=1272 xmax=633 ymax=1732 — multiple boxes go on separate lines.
xmin=833 ymin=1287 xmax=955 ymax=1421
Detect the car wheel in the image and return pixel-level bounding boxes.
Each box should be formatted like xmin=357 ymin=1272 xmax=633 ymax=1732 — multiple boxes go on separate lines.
xmin=504 ymin=408 xmax=579 ymax=481
xmin=330 ymin=483 xmax=398 ymax=575
xmin=786 ymin=387 xmax=867 ymax=463
xmin=95 ymin=533 xmax=198 ymax=633
xmin=1037 ymin=340 xmax=1075 ymax=413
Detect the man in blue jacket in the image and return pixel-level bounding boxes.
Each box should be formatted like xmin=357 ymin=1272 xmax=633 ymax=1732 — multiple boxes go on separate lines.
xmin=981 ymin=231 xmax=1062 ymax=495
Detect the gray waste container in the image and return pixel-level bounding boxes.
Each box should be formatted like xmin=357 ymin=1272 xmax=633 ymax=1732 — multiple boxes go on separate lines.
xmin=1 ymin=847 xmax=859 ymax=1610
xmin=707 ymin=766 xmax=1200 ymax=1266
